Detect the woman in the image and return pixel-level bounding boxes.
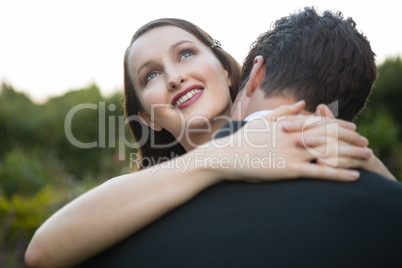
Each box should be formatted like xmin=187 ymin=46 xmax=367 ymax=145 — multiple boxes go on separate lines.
xmin=25 ymin=18 xmax=391 ymax=268
xmin=123 ymin=18 xmax=242 ymax=168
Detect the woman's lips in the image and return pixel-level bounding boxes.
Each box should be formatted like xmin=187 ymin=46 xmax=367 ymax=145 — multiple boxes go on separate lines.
xmin=174 ymin=89 xmax=203 ymax=110
xmin=171 ymin=85 xmax=204 ymax=110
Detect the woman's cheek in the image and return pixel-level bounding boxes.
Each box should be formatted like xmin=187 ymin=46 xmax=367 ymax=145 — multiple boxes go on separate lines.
xmin=202 ymin=61 xmax=228 ymax=88
xmin=141 ymin=87 xmax=168 ymax=111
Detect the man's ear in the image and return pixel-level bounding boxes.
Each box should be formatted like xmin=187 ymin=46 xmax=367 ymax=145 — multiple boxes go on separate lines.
xmin=138 ymin=111 xmax=163 ymax=131
xmin=245 ymin=55 xmax=266 ymax=97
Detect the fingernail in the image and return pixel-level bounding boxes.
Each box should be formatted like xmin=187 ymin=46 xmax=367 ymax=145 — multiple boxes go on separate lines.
xmin=282 ymin=122 xmax=296 ymax=130
xmin=348 ymin=170 xmax=360 ymax=180
xmin=359 ymin=136 xmax=368 ymax=146
xmin=293 ymin=100 xmax=305 ymax=107
xmin=362 ymin=148 xmax=372 ymax=157
xmin=347 ymin=122 xmax=356 ymax=130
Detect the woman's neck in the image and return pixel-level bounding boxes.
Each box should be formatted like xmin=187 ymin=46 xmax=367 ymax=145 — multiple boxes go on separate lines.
xmin=178 ymin=115 xmax=230 ymax=152
xmin=178 ymin=102 xmax=232 ymax=152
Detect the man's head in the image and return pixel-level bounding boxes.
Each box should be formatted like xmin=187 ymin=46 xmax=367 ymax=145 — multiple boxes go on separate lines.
xmin=235 ymin=7 xmax=377 ymax=121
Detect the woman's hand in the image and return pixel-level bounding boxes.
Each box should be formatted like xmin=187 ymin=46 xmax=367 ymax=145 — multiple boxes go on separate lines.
xmin=312 ymin=104 xmax=396 ymax=180
xmin=272 ymin=102 xmax=396 ymax=181
xmin=199 ymin=107 xmax=365 ymax=182
xmin=259 ymin=100 xmax=372 ymax=169
xmin=280 ymin=112 xmax=371 ymax=167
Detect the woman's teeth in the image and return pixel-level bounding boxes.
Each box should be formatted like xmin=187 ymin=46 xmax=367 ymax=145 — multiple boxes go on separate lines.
xmin=174 ymin=89 xmax=202 ymax=108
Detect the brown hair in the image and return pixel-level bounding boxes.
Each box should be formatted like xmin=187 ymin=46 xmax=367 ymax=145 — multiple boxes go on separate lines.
xmin=124 ymin=18 xmax=241 ymax=169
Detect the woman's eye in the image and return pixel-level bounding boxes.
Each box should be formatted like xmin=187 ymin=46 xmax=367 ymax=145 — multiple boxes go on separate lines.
xmin=179 ymin=50 xmax=195 ymax=61
xmin=146 ymin=72 xmax=160 ymax=83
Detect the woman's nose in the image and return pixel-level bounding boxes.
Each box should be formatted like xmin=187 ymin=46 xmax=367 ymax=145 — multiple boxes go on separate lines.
xmin=167 ymin=71 xmax=186 ymax=90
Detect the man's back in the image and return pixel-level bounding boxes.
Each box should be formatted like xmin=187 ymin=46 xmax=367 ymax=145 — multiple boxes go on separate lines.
xmin=83 ymin=169 xmax=402 ymax=268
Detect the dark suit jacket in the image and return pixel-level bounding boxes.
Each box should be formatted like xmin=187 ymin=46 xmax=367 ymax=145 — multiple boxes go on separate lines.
xmin=82 ymin=121 xmax=402 ymax=268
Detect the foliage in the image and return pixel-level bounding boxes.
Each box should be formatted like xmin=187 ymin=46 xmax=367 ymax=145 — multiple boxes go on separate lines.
xmin=355 ymin=57 xmax=402 ymax=178
xmin=0 ymin=82 xmax=134 ymax=267
xmin=0 ymin=186 xmax=69 ymax=268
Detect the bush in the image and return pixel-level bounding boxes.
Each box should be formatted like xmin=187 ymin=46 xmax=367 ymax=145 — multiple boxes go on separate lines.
xmin=0 ymin=186 xmax=69 ymax=267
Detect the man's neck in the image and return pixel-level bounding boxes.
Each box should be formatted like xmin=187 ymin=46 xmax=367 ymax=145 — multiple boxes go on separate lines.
xmin=246 ymin=96 xmax=297 ymax=115
xmin=231 ymin=92 xmax=298 ymax=121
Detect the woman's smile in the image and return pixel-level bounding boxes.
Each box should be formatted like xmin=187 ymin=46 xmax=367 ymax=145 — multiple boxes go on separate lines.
xmin=171 ymin=85 xmax=204 ymax=109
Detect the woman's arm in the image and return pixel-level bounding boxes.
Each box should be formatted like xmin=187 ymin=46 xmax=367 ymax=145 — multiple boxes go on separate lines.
xmin=25 ymin=104 xmax=368 ymax=267
xmin=364 ymin=155 xmax=396 ymax=180
xmin=25 ymin=155 xmax=222 ymax=267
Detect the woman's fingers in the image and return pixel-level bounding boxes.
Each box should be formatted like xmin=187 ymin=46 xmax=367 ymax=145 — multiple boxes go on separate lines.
xmin=281 ymin=116 xmax=357 ymax=132
xmin=299 ymin=136 xmax=370 ymax=154
xmin=315 ymin=104 xmax=335 ymax=118
xmin=268 ymin=100 xmax=306 ymax=120
xmin=225 ymin=115 xmax=364 ymax=183
xmin=293 ymin=123 xmax=367 ymax=147
xmin=295 ymin=163 xmax=360 ymax=181
xmin=317 ymin=157 xmax=369 ymax=169
xmin=293 ymin=136 xmax=372 ymax=168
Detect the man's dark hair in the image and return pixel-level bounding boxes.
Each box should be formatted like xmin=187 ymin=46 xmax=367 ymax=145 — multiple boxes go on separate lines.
xmin=240 ymin=7 xmax=377 ymax=121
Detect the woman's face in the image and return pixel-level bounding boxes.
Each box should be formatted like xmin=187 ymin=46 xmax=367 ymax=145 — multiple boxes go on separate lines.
xmin=128 ymin=26 xmax=232 ymax=140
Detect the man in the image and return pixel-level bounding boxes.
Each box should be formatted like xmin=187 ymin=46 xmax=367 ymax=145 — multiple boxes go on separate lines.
xmin=83 ymin=7 xmax=402 ymax=267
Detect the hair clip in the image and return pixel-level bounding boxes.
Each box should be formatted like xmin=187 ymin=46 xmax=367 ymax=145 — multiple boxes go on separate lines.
xmin=211 ymin=39 xmax=221 ymax=48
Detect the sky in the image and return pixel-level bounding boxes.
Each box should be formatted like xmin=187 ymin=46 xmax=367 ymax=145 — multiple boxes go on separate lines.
xmin=1 ymin=0 xmax=401 ymax=103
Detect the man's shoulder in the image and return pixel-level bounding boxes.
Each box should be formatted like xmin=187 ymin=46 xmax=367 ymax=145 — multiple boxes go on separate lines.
xmin=354 ymin=168 xmax=401 ymax=189
xmin=208 ymin=170 xmax=402 ymax=208
xmin=353 ymin=169 xmax=402 ymax=198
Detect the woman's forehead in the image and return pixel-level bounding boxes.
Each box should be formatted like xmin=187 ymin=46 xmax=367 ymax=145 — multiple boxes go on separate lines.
xmin=131 ymin=26 xmax=200 ymax=54
xmin=128 ymin=26 xmax=205 ymax=77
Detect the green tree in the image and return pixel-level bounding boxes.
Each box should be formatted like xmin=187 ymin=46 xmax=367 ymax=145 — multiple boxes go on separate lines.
xmin=0 ymin=83 xmax=42 ymax=154
xmin=355 ymin=57 xmax=402 ymax=179
xmin=0 ymin=83 xmax=130 ymax=267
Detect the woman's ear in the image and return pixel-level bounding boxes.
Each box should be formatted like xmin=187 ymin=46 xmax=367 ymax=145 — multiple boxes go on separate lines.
xmin=245 ymin=55 xmax=266 ymax=97
xmin=138 ymin=111 xmax=163 ymax=131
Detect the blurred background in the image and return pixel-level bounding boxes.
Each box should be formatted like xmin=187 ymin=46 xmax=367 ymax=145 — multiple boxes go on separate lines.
xmin=1 ymin=0 xmax=401 ymax=267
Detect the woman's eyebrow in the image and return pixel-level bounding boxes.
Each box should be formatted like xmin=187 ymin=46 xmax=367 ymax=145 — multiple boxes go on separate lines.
xmin=137 ymin=40 xmax=196 ymax=75
xmin=137 ymin=60 xmax=155 ymax=76
xmin=169 ymin=40 xmax=195 ymax=52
